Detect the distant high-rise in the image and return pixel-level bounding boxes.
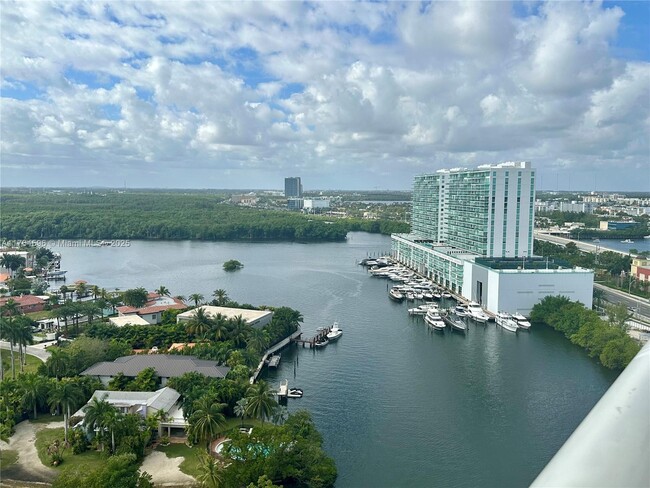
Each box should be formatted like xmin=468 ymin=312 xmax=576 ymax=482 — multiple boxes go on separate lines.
xmin=284 ymin=177 xmax=302 ymax=198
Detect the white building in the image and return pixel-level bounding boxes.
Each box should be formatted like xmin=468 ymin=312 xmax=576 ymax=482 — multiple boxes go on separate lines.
xmin=176 ymin=305 xmax=273 ymax=329
xmin=303 ymin=198 xmax=330 ymax=213
xmin=392 ymin=162 xmax=594 ymax=315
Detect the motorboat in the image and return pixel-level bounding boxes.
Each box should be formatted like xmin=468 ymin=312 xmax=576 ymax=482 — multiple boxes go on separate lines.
xmin=424 ymin=311 xmax=446 ymax=331
xmin=389 ymin=288 xmax=404 ymax=301
xmin=442 ymin=311 xmax=467 ymax=333
xmin=409 ymin=303 xmax=439 ymax=316
xmin=466 ymin=302 xmax=489 ymax=324
xmin=326 ymin=322 xmax=343 ymax=341
xmin=621 ymin=239 xmax=634 ymax=243
xmin=495 ymin=312 xmax=519 ymax=333
xmin=405 ymin=292 xmax=415 ymax=301
xmin=511 ymin=313 xmax=531 ymax=330
xmin=314 ymin=338 xmax=329 ymax=348
xmin=441 ymin=291 xmax=452 ymax=299
xmin=287 ymin=388 xmax=303 ymax=398
xmin=453 ymin=305 xmax=469 ymax=317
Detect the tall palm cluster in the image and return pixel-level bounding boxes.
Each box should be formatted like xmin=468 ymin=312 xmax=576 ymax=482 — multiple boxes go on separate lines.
xmin=0 ymin=300 xmax=35 ymax=380
xmin=184 ymin=308 xmax=267 ymax=352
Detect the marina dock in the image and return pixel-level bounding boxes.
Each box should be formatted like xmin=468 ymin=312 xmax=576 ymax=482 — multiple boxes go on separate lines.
xmin=250 ymin=329 xmax=303 ymax=384
xmin=294 ymin=325 xmax=333 ymax=348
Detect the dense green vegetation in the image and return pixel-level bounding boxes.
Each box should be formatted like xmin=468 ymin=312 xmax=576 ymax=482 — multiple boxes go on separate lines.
xmin=223 ymin=259 xmax=244 ymax=271
xmin=536 ymin=210 xmax=649 ymax=239
xmin=530 ymin=296 xmax=641 ymax=369
xmin=0 ymin=192 xmax=408 ymax=242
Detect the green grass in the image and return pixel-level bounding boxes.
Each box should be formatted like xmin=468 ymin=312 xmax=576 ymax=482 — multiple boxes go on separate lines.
xmin=0 ymin=449 xmax=19 ymax=469
xmin=155 ymin=443 xmax=201 ymax=478
xmin=0 ymin=349 xmax=44 ymax=375
xmin=34 ymin=427 xmax=105 ymax=471
xmin=26 ymin=310 xmax=55 ymax=321
xmin=31 ymin=414 xmax=64 ymax=424
xmin=221 ymin=416 xmax=264 ymax=433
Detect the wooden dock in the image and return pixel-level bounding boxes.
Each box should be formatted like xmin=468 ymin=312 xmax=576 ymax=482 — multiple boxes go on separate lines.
xmin=294 ymin=325 xmax=333 ymax=348
xmin=250 ymin=329 xmax=303 ymax=384
xmin=268 ymin=354 xmax=281 ymax=368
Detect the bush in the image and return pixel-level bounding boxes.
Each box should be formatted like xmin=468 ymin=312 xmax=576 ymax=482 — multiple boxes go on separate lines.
xmin=69 ymin=429 xmax=88 ymax=455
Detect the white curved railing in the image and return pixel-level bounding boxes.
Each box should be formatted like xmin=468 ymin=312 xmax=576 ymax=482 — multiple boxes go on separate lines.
xmin=531 ymin=341 xmax=650 ymax=487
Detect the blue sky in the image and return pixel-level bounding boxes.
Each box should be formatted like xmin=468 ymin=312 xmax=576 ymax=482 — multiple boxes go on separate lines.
xmin=1 ymin=1 xmax=649 ymax=191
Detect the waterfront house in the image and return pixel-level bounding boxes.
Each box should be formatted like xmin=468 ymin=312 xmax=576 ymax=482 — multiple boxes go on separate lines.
xmin=116 ymin=292 xmax=186 ymax=324
xmin=176 ymin=305 xmax=273 ymax=329
xmin=80 ymin=354 xmax=230 ymax=386
xmin=109 ymin=315 xmax=150 ymax=327
xmin=72 ymin=386 xmax=188 ymax=437
xmin=0 ymin=295 xmax=47 ymax=314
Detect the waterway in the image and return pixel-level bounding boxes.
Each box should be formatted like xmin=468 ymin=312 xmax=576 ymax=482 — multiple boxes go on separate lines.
xmin=580 ymin=238 xmax=650 ymax=254
xmin=52 ymin=233 xmax=617 ymax=487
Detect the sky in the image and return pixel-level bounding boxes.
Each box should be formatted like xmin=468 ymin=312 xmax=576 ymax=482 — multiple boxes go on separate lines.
xmin=1 ymin=1 xmax=649 ymax=192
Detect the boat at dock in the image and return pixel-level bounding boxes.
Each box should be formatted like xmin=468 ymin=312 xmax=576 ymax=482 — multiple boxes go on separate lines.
xmin=442 ymin=311 xmax=467 ymax=333
xmin=326 ymin=322 xmax=343 ymax=341
xmin=424 ymin=309 xmax=446 ymax=331
xmin=268 ymin=354 xmax=281 ymax=368
xmin=621 ymin=239 xmax=634 ymax=243
xmin=314 ymin=338 xmax=329 ymax=348
xmin=466 ymin=302 xmax=489 ymax=324
xmin=277 ymin=379 xmax=289 ymax=398
xmin=453 ymin=305 xmax=469 ymax=317
xmin=495 ymin=312 xmax=519 ymax=332
xmin=389 ymin=288 xmax=404 ymax=301
xmin=511 ymin=313 xmax=531 ymax=330
xmin=45 ymin=269 xmax=67 ymax=279
xmin=287 ymin=388 xmax=304 ymax=398
xmin=408 ymin=303 xmax=439 ymax=315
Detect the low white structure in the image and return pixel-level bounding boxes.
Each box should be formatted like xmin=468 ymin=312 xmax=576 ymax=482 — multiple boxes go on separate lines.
xmin=72 ymin=387 xmax=188 ymax=436
xmin=303 ymin=198 xmax=330 ymax=213
xmin=176 ymin=305 xmax=273 ymax=329
xmin=109 ymin=315 xmax=150 ymax=327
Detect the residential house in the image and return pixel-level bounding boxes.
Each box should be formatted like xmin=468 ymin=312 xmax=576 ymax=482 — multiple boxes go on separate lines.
xmin=116 ymin=292 xmax=186 ymax=324
xmin=0 ymin=295 xmax=47 ymax=314
xmin=176 ymin=305 xmax=273 ymax=329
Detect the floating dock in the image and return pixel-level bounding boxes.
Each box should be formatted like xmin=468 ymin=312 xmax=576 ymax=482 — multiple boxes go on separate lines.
xmin=294 ymin=325 xmax=334 ymax=349
xmin=268 ymin=354 xmax=281 ymax=368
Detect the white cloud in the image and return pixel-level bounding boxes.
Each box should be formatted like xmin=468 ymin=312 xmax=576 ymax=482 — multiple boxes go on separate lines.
xmin=0 ymin=0 xmax=648 ymax=190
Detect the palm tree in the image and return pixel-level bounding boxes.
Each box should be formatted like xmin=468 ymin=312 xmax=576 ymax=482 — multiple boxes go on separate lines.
xmin=0 ymin=253 xmax=26 ymax=277
xmin=174 ymin=295 xmax=186 ymax=303
xmin=212 ymin=289 xmax=229 ymax=306
xmin=188 ymin=397 xmax=226 ymax=452
xmin=47 ymin=347 xmax=69 ymax=380
xmin=59 ymin=285 xmax=69 ymax=301
xmin=48 ymin=378 xmax=84 ymax=444
xmin=1 ymin=301 xmax=21 ymax=379
xmin=271 ymin=405 xmax=289 ymax=425
xmin=209 ymin=313 xmax=229 ymax=341
xmin=197 ymin=451 xmax=223 ymax=488
xmin=75 ymin=281 xmax=88 ymax=301
xmin=83 ymin=394 xmax=120 ymax=452
xmin=156 ymin=285 xmax=171 ymax=297
xmin=91 ymin=285 xmax=100 ymax=300
xmin=234 ymin=398 xmax=248 ymax=427
xmin=246 ymin=328 xmax=269 ymax=354
xmin=245 ymin=381 xmax=277 ymax=424
xmin=186 ymin=307 xmax=213 ymax=339
xmin=15 ymin=316 xmax=33 ymax=373
xmin=20 ymin=372 xmax=48 ymax=419
xmin=189 ymin=293 xmax=205 ymax=307
xmin=229 ymin=315 xmax=251 ymax=348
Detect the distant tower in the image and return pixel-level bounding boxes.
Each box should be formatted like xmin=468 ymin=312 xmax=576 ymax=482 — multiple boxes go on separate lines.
xmin=284 ymin=177 xmax=303 ymax=198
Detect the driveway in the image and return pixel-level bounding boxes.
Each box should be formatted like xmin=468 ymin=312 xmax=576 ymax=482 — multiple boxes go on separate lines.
xmin=139 ymin=450 xmax=195 ymax=486
xmin=0 ymin=341 xmax=52 ymax=362
xmin=0 ymin=419 xmax=63 ymax=483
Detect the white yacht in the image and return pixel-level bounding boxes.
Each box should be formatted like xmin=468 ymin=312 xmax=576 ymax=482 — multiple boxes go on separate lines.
xmin=466 ymin=302 xmax=489 ymax=324
xmin=389 ymin=288 xmax=404 ymax=301
xmin=495 ymin=312 xmax=519 ymax=332
xmin=326 ymin=322 xmax=343 ymax=341
xmin=424 ymin=309 xmax=446 ymax=331
xmin=511 ymin=313 xmax=531 ymax=330
xmin=453 ymin=305 xmax=469 ymax=317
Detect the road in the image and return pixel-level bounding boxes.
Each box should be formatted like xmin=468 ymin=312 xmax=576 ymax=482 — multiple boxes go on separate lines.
xmin=0 ymin=341 xmax=52 ymax=362
xmin=534 ymin=232 xmax=628 ymax=255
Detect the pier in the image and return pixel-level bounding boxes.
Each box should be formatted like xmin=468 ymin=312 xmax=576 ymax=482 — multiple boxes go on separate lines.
xmin=294 ymin=325 xmax=333 ymax=348
xmin=250 ymin=329 xmax=303 ymax=384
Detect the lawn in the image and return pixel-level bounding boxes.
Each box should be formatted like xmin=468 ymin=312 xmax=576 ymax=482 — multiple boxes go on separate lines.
xmin=0 ymin=449 xmax=19 ymax=469
xmin=155 ymin=443 xmax=202 ymax=478
xmin=0 ymin=349 xmax=43 ymax=375
xmin=34 ymin=427 xmax=105 ymax=472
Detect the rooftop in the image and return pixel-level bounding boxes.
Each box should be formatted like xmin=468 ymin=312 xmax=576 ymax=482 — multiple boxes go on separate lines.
xmin=177 ymin=305 xmax=272 ymax=324
xmin=474 ymin=256 xmax=573 ymax=271
xmin=81 ymin=354 xmax=230 ymax=379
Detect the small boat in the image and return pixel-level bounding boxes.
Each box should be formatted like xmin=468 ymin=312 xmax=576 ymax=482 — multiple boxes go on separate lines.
xmin=45 ymin=269 xmax=67 ymax=278
xmin=405 ymin=292 xmax=415 ymax=301
xmin=314 ymin=338 xmax=329 ymax=348
xmin=441 ymin=292 xmax=452 ymax=299
xmin=277 ymin=379 xmax=289 ymax=397
xmin=389 ymin=288 xmax=404 ymax=301
xmin=621 ymin=239 xmax=634 ymax=243
xmin=287 ymin=388 xmax=303 ymax=398
xmin=592 ymin=238 xmax=600 ymax=243
xmin=495 ymin=312 xmax=519 ymax=333
xmin=454 ymin=305 xmax=469 ymax=317
xmin=511 ymin=313 xmax=531 ymax=330
xmin=268 ymin=354 xmax=281 ymax=368
xmin=442 ymin=311 xmax=467 ymax=333
xmin=326 ymin=322 xmax=343 ymax=341
xmin=644 ymin=235 xmax=650 ymax=239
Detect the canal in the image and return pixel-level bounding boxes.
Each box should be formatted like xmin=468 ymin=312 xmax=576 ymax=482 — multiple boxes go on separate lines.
xmin=54 ymin=232 xmax=617 ymax=487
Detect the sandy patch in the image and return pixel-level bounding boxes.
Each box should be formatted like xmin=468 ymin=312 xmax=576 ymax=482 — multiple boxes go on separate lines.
xmin=140 ymin=450 xmax=195 ymax=486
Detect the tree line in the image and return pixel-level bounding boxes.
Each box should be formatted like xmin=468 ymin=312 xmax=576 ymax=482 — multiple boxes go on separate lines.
xmin=530 ymin=296 xmax=641 ymax=370
xmin=0 ymin=192 xmax=408 ymax=242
